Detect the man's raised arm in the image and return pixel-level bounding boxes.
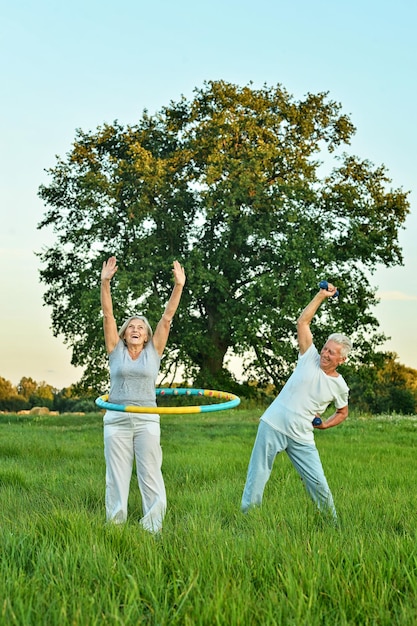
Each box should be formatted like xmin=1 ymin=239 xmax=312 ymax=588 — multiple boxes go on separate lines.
xmin=297 ymin=283 xmax=338 ymax=354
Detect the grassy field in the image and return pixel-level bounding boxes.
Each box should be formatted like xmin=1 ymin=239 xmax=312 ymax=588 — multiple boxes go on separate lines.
xmin=1 ymin=407 xmax=417 ymax=625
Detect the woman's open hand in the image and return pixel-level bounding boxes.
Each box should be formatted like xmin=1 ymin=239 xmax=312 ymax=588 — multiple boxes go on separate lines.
xmin=172 ymin=260 xmax=186 ymax=287
xmin=101 ymin=256 xmax=118 ymax=282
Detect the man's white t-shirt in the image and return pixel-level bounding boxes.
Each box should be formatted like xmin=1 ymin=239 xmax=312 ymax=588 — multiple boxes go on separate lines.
xmin=261 ymin=344 xmax=349 ymax=443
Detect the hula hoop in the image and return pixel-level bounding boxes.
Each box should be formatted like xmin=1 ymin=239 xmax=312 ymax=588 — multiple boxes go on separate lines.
xmin=95 ymin=388 xmax=241 ymax=414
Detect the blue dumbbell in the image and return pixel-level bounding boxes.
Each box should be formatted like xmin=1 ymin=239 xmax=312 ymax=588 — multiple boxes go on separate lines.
xmin=312 ymin=417 xmax=322 ymax=427
xmin=319 ymin=280 xmax=339 ymax=298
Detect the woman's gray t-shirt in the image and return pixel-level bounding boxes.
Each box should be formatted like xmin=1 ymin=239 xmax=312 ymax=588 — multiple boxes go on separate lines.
xmin=104 ymin=339 xmax=161 ymax=424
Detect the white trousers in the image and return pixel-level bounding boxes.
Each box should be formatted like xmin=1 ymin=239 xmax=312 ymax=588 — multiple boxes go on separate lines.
xmin=104 ymin=419 xmax=166 ymax=532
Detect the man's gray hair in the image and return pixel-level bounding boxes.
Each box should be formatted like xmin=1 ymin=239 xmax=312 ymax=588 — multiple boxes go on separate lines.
xmin=327 ymin=333 xmax=352 ymax=358
xmin=118 ymin=315 xmax=153 ymax=343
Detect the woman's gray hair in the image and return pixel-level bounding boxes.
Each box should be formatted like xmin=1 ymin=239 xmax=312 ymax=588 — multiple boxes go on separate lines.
xmin=118 ymin=315 xmax=153 ymax=343
xmin=327 ymin=333 xmax=352 ymax=358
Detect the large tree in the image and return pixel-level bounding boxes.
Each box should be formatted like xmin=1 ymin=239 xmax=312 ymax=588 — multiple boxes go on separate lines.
xmin=37 ymin=80 xmax=409 ymax=391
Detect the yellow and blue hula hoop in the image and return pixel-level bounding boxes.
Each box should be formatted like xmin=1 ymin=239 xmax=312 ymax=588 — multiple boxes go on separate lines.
xmin=95 ymin=387 xmax=240 ymax=414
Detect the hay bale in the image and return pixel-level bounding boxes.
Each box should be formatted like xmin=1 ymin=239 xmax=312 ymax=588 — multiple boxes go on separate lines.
xmin=29 ymin=407 xmax=50 ymax=415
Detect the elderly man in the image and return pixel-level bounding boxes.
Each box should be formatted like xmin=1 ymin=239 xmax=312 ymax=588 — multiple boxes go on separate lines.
xmin=241 ymin=282 xmax=352 ymax=522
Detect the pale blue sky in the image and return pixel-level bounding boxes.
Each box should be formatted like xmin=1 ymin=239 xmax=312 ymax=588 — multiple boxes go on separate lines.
xmin=1 ymin=0 xmax=416 ymax=388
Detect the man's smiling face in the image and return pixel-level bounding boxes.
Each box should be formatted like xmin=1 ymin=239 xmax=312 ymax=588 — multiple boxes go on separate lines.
xmin=320 ymin=340 xmax=345 ymax=375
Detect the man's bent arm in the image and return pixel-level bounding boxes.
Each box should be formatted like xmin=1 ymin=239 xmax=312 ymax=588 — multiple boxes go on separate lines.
xmin=315 ymin=405 xmax=348 ymax=430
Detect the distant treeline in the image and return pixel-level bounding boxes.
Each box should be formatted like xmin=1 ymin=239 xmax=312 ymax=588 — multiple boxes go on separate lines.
xmin=1 ymin=351 xmax=416 ymax=415
xmin=0 ymin=376 xmax=98 ymax=414
xmin=343 ymin=352 xmax=417 ymax=415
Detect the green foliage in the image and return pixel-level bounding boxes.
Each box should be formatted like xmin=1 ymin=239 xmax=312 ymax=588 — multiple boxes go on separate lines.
xmin=345 ymin=352 xmax=417 ymax=414
xmin=1 ymin=410 xmax=417 ymax=624
xmin=37 ymin=80 xmax=410 ymax=390
xmin=52 ymin=386 xmax=98 ymax=413
xmin=15 ymin=376 xmax=55 ymax=409
xmin=16 ymin=376 xmax=38 ymax=400
xmin=0 ymin=377 xmax=97 ymax=414
xmin=0 ymin=377 xmax=28 ymax=412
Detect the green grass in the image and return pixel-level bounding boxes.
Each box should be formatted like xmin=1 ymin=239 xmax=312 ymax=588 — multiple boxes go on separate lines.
xmin=1 ymin=409 xmax=417 ymax=625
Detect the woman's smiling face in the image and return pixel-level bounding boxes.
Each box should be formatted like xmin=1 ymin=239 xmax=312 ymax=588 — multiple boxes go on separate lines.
xmin=123 ymin=318 xmax=148 ymax=347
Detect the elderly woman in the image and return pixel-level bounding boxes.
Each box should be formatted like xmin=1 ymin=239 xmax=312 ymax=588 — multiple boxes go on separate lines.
xmin=100 ymin=256 xmax=186 ymax=532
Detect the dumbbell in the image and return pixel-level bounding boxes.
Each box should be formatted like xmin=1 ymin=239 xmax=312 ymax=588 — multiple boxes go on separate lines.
xmin=319 ymin=280 xmax=339 ymax=298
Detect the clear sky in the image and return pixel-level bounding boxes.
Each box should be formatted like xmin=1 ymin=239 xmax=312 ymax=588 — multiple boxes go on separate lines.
xmin=1 ymin=0 xmax=416 ymax=389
